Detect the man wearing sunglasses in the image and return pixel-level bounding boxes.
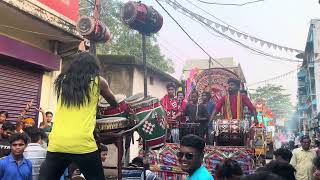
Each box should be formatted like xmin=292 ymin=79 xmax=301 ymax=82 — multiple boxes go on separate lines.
xmin=177 ymin=134 xmax=213 ymax=180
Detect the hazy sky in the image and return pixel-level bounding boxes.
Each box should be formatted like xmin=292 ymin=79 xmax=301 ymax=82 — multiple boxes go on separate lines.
xmin=139 ymin=0 xmax=320 ymax=103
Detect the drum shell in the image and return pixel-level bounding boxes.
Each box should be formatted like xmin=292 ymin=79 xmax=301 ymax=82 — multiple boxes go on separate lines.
xmin=96 ymin=117 xmax=129 ymax=132
xmin=76 ymin=16 xmax=111 ymax=43
xmin=97 ymin=101 xmax=128 ymax=118
xmin=121 ymin=1 xmax=163 ymax=34
xmin=130 ymin=97 xmax=166 ymax=149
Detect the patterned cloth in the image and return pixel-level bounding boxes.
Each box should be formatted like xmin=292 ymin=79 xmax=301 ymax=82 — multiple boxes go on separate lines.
xmin=215 ymin=92 xmax=256 ymax=120
xmin=142 ymin=143 xmax=254 ymax=176
xmin=161 ymin=95 xmax=179 ymax=128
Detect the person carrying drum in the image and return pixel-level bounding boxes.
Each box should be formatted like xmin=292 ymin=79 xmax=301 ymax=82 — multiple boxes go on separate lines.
xmin=211 ymin=78 xmax=258 ymax=126
xmin=39 ymin=52 xmax=118 ymax=180
xmin=161 ymin=82 xmax=180 ymax=143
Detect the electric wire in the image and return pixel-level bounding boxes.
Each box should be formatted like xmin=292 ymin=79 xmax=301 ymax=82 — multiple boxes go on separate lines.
xmin=155 ymin=0 xmax=225 ymax=68
xmin=196 ymin=0 xmax=264 ymax=6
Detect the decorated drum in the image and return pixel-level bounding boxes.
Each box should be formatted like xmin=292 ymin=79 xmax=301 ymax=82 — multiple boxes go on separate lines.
xmin=216 ymin=119 xmax=249 ymax=134
xmin=130 ymin=96 xmax=166 ymax=149
xmin=125 ymin=93 xmax=145 ymax=105
xmin=96 ymin=117 xmax=129 ymax=132
xmin=97 ymin=94 xmax=128 ymax=118
xmin=121 ymin=1 xmax=163 ymax=34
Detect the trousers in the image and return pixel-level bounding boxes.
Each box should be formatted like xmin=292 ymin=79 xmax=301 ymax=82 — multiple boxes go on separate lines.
xmin=39 ymin=150 xmax=105 ymax=180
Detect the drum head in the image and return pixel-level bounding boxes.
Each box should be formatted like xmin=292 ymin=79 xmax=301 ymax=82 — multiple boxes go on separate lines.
xmin=125 ymin=93 xmax=145 ymax=104
xmin=130 ymin=96 xmax=158 ymax=108
xmin=98 ymin=94 xmax=126 ymax=107
xmin=96 ymin=117 xmax=127 ymax=123
xmin=71 ymin=175 xmax=86 ymax=180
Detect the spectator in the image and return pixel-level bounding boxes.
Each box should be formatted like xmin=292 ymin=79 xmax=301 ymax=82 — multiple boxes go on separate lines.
xmin=129 ymin=157 xmax=158 ymax=180
xmin=184 ymin=90 xmax=209 ymax=139
xmin=99 ymin=143 xmax=108 ymax=163
xmin=23 ymin=126 xmax=47 ymax=180
xmin=313 ymin=156 xmax=320 ymax=180
xmin=273 ymin=148 xmax=293 ymax=163
xmin=22 ymin=118 xmax=35 ymax=129
xmin=38 ymin=108 xmax=54 ymax=134
xmin=0 ymin=111 xmax=8 ymax=125
xmin=0 ymin=121 xmax=15 ymax=158
xmin=178 ymin=134 xmax=213 ymax=180
xmin=240 ymin=171 xmax=283 ymax=180
xmin=215 ymin=158 xmax=243 ymax=180
xmin=201 ymin=92 xmax=215 ymax=144
xmin=260 ymin=160 xmax=296 ymax=180
xmin=314 ymin=140 xmax=320 ymax=156
xmin=0 ymin=133 xmax=32 ymax=180
xmin=290 ymin=135 xmax=316 ymax=180
xmin=15 ymin=121 xmax=24 ymax=134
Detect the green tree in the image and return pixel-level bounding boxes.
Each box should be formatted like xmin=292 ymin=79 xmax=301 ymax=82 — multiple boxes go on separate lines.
xmin=250 ymin=84 xmax=294 ymax=119
xmin=79 ymin=0 xmax=174 ymax=73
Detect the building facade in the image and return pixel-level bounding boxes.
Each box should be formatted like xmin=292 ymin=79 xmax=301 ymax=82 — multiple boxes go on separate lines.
xmin=0 ymin=0 xmax=81 ymax=122
xmin=97 ymin=55 xmax=179 ymax=99
xmin=297 ymin=19 xmax=320 ymax=135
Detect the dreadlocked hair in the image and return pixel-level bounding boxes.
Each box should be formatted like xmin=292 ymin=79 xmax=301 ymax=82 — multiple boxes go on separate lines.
xmin=55 ymin=52 xmax=101 ymax=108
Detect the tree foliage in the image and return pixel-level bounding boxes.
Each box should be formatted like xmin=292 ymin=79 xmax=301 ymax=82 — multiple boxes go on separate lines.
xmin=250 ymin=84 xmax=294 ymax=118
xmin=79 ymin=0 xmax=174 ymax=73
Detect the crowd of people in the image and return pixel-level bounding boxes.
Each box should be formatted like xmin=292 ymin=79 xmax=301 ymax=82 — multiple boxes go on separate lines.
xmin=1 ymin=52 xmax=320 ymax=180
xmin=160 ymin=76 xmax=258 ymax=144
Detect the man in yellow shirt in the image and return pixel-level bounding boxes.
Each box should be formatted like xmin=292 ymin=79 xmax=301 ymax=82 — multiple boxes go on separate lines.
xmin=39 ymin=52 xmax=117 ymax=180
xmin=290 ymin=135 xmax=316 ymax=180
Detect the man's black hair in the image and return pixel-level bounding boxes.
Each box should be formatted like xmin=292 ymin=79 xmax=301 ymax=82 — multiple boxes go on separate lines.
xmin=202 ymin=92 xmax=211 ymax=99
xmin=177 ymin=91 xmax=185 ymax=96
xmin=273 ymin=148 xmax=293 ymax=162
xmin=315 ymin=140 xmax=320 ymax=147
xmin=216 ymin=158 xmax=243 ymax=178
xmin=2 ymin=121 xmax=15 ymax=131
xmin=300 ymin=135 xmax=310 ymax=142
xmin=240 ymin=171 xmax=283 ymax=180
xmin=131 ymin=157 xmax=144 ymax=167
xmin=314 ymin=156 xmax=320 ymax=168
xmin=99 ymin=143 xmax=108 ymax=152
xmin=9 ymin=133 xmax=29 ymax=144
xmin=227 ymin=78 xmax=241 ymax=87
xmin=262 ymin=160 xmax=296 ymax=180
xmin=180 ymin=134 xmax=205 ymax=153
xmin=0 ymin=111 xmax=8 ymax=118
xmin=24 ymin=126 xmax=42 ymax=143
xmin=166 ymin=82 xmax=176 ymax=89
xmin=45 ymin=111 xmax=53 ymax=116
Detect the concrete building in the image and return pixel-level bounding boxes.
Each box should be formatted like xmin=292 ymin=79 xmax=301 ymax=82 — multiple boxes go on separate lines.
xmin=97 ymin=55 xmax=180 ymax=99
xmin=183 ymin=57 xmax=246 ymax=83
xmin=0 ymin=0 xmax=81 ymax=122
xmin=297 ymin=19 xmax=320 ymax=135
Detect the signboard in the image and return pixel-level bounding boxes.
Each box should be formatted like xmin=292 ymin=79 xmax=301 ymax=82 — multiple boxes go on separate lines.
xmin=36 ymin=0 xmax=79 ymax=21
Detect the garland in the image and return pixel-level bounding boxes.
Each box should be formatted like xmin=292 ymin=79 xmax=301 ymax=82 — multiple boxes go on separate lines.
xmin=225 ymin=91 xmax=241 ymax=119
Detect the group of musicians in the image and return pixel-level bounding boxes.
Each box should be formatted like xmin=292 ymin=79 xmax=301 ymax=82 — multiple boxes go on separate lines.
xmin=161 ymin=78 xmax=259 ymax=144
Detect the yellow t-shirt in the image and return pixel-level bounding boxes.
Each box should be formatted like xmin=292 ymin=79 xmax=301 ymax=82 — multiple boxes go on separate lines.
xmin=48 ymin=78 xmax=99 ymax=154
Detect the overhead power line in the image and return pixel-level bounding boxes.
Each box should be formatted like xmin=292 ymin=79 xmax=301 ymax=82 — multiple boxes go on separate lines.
xmin=196 ymin=0 xmax=265 ymax=6
xmin=155 ymin=0 xmax=225 ymax=68
xmin=166 ymin=0 xmax=303 ymax=54
xmin=163 ymin=0 xmax=302 ymax=63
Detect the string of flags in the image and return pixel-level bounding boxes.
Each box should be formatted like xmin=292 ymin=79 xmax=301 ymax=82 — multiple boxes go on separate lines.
xmin=162 ymin=0 xmax=304 ymax=54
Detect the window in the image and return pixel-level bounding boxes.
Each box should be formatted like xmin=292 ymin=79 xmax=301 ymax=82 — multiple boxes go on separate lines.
xmin=150 ymin=76 xmax=154 ymax=85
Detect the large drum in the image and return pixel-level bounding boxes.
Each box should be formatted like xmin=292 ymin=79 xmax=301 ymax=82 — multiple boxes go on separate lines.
xmin=96 ymin=117 xmax=129 ymax=133
xmin=214 ymin=119 xmax=249 ymax=146
xmin=97 ymin=94 xmax=128 ymax=118
xmin=128 ymin=95 xmax=166 ymax=149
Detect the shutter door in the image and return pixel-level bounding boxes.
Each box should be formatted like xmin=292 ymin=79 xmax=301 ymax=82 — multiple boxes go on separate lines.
xmin=0 ymin=60 xmax=43 ymax=122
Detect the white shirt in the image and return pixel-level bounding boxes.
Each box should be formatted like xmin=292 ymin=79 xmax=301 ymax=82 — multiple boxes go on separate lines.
xmin=24 ymin=143 xmax=47 ymax=180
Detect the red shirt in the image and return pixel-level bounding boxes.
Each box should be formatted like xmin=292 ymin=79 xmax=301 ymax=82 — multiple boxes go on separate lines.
xmin=161 ymin=95 xmax=179 ymax=127
xmin=178 ymin=100 xmax=188 ymax=123
xmin=215 ymin=93 xmax=256 ymax=119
